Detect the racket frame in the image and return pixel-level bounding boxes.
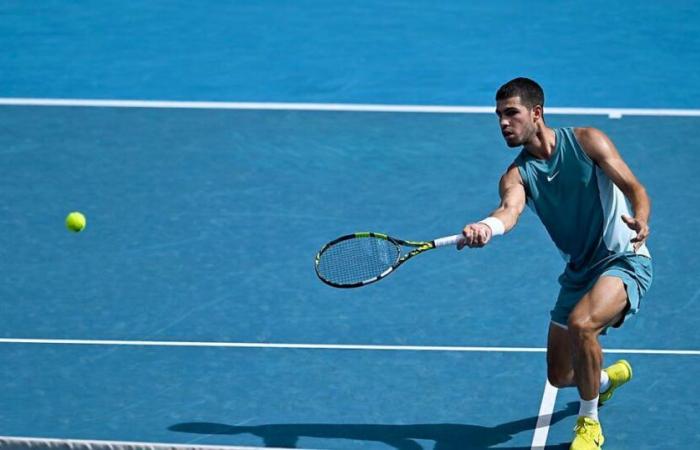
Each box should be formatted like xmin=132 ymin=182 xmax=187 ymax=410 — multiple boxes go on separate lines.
xmin=314 ymin=231 xmax=440 ymax=288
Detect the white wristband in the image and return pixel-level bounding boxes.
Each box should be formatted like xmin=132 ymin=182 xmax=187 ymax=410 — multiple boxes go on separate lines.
xmin=478 ymin=217 xmax=505 ymax=236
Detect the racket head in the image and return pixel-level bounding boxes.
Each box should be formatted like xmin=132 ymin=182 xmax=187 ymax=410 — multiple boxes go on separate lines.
xmin=314 ymin=232 xmax=403 ymax=288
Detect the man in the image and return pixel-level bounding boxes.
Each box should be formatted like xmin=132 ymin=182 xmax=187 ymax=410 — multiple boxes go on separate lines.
xmin=458 ymin=78 xmax=653 ymax=449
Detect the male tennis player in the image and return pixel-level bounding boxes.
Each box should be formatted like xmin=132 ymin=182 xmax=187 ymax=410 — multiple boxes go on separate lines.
xmin=458 ymin=78 xmax=652 ymax=450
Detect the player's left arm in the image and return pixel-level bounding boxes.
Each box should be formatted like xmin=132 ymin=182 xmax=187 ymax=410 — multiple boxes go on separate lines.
xmin=575 ymin=127 xmax=650 ymax=250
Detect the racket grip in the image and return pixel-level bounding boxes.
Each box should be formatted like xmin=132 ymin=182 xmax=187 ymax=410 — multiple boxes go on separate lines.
xmin=433 ymin=234 xmax=465 ymax=248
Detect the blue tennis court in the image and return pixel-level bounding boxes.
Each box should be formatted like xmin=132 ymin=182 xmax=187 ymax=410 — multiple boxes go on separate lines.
xmin=1 ymin=2 xmax=699 ymax=449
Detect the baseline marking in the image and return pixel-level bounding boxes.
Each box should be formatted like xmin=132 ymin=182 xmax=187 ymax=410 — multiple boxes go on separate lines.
xmin=1 ymin=98 xmax=700 ymax=118
xmin=0 ymin=338 xmax=698 ymax=355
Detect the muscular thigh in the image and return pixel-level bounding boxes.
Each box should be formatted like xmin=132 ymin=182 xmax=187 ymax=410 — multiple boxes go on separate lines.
xmin=568 ymin=275 xmax=628 ymax=331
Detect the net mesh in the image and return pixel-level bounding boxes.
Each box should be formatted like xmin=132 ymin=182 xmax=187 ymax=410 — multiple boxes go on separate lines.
xmin=316 ymin=236 xmax=401 ymax=286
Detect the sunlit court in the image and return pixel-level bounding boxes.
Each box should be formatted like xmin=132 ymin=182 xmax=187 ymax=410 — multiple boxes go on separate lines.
xmin=2 ymin=2 xmax=699 ymax=450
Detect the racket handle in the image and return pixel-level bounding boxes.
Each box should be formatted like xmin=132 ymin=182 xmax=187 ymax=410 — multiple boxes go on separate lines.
xmin=433 ymin=234 xmax=465 ymax=248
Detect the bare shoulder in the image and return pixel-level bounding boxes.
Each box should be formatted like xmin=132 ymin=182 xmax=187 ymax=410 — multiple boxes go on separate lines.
xmin=501 ymin=162 xmax=524 ymax=186
xmin=574 ymin=127 xmax=619 ymax=161
xmin=574 ymin=127 xmax=610 ymax=146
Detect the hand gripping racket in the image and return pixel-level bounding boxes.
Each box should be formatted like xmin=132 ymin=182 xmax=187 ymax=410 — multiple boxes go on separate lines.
xmin=314 ymin=232 xmax=464 ymax=288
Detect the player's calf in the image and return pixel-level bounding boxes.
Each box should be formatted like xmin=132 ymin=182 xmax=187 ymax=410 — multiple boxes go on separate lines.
xmin=547 ymin=367 xmax=575 ymax=388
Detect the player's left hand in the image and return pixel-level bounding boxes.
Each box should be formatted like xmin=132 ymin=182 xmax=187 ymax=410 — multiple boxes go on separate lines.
xmin=621 ymin=214 xmax=649 ymax=251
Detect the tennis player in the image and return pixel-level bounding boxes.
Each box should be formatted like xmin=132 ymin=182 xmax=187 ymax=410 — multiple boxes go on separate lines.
xmin=458 ymin=78 xmax=653 ymax=450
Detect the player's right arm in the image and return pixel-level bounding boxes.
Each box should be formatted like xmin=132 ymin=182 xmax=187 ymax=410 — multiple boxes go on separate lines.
xmin=458 ymin=164 xmax=527 ymax=249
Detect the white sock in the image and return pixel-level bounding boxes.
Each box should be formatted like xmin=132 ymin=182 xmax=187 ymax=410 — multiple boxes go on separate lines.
xmin=600 ymin=370 xmax=611 ymax=393
xmin=578 ymin=397 xmax=599 ymax=421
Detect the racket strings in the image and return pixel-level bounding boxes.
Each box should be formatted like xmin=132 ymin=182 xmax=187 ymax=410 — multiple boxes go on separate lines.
xmin=317 ymin=237 xmax=401 ymax=286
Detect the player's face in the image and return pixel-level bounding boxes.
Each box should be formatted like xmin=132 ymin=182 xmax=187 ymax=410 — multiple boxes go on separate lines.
xmin=496 ymin=97 xmax=538 ymax=147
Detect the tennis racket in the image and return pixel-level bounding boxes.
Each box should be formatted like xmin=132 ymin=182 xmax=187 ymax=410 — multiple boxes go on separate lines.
xmin=314 ymin=232 xmax=464 ymax=288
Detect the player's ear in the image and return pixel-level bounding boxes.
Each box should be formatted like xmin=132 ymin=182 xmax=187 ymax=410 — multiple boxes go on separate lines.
xmin=532 ymin=105 xmax=544 ymax=123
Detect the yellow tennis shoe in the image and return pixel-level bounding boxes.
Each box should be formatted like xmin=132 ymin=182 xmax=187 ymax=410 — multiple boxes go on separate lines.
xmin=599 ymin=359 xmax=633 ymax=406
xmin=570 ymin=416 xmax=604 ymax=449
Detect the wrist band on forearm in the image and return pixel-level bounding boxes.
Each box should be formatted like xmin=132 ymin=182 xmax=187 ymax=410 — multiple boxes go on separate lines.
xmin=478 ymin=217 xmax=505 ymax=236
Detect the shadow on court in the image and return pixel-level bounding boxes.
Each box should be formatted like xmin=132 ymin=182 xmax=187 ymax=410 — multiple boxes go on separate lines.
xmin=169 ymin=402 xmax=576 ymax=449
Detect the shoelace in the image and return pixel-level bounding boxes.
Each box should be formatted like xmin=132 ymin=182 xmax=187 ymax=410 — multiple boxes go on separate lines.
xmin=574 ymin=420 xmax=599 ymax=443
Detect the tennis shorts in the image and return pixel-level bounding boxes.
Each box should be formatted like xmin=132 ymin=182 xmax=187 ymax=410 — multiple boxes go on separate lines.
xmin=551 ymin=253 xmax=653 ymax=330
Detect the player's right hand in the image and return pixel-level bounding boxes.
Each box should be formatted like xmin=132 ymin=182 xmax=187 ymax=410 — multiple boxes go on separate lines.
xmin=457 ymin=223 xmax=492 ymax=249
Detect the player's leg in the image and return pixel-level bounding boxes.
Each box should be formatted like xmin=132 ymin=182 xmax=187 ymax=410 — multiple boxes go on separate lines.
xmin=567 ymin=275 xmax=628 ymax=403
xmin=548 ymin=278 xmax=628 ymax=395
xmin=567 ymin=275 xmax=628 ymax=449
xmin=546 ymin=319 xmax=619 ymax=392
xmin=546 ymin=321 xmax=575 ymax=388
xmin=597 ymin=255 xmax=653 ymax=406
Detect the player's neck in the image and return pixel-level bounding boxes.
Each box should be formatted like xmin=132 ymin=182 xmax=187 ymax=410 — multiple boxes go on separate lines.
xmin=524 ymin=125 xmax=556 ymax=160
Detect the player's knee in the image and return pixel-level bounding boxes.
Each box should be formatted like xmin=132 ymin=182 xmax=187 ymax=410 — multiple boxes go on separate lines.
xmin=567 ymin=314 xmax=596 ymax=337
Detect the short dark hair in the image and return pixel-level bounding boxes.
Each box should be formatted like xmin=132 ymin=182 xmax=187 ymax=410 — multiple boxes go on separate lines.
xmin=496 ymin=77 xmax=544 ymax=109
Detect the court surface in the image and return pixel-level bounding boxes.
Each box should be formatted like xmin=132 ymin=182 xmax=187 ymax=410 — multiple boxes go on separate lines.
xmin=1 ymin=2 xmax=699 ymax=449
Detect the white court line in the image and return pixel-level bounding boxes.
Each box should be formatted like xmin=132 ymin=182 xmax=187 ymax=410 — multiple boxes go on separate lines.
xmin=2 ymin=340 xmax=694 ymax=450
xmin=530 ymin=380 xmax=558 ymax=450
xmin=1 ymin=97 xmax=700 ymax=118
xmin=0 ymin=435 xmax=319 ymax=450
xmin=0 ymin=338 xmax=699 ymax=355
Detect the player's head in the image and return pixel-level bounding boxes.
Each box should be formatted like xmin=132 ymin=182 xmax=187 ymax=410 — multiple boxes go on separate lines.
xmin=495 ymin=78 xmax=545 ymax=147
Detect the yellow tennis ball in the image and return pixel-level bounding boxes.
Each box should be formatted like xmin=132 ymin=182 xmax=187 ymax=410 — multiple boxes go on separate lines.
xmin=65 ymin=211 xmax=86 ymax=232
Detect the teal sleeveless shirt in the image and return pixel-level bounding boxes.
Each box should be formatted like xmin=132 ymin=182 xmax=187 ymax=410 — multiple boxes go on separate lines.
xmin=513 ymin=127 xmax=650 ymax=273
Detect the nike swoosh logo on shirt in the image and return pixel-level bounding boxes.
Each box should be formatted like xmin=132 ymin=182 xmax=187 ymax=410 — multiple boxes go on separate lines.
xmin=547 ymin=171 xmax=560 ymax=182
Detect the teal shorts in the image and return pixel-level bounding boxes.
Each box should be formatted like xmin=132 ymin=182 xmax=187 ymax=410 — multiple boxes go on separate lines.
xmin=551 ymin=254 xmax=653 ymax=329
